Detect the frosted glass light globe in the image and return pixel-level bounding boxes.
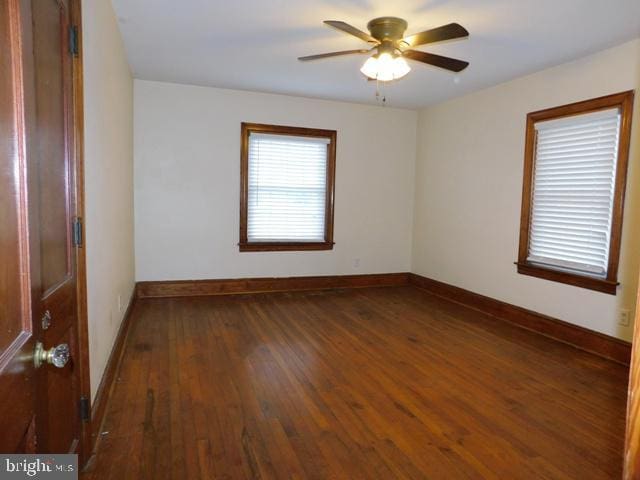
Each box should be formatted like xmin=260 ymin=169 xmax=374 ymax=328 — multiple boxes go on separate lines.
xmin=360 ymin=53 xmax=411 ymax=81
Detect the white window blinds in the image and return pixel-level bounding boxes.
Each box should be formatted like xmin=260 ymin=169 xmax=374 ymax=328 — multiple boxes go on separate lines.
xmin=247 ymin=133 xmax=329 ymax=242
xmin=527 ymin=108 xmax=621 ymax=277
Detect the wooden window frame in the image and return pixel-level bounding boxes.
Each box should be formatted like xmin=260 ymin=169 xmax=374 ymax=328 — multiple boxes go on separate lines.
xmin=516 ymin=91 xmax=635 ymax=295
xmin=239 ymin=122 xmax=337 ymax=252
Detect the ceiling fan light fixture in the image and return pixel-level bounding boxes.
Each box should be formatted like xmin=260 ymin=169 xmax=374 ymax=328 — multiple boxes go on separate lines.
xmin=300 ymin=17 xmax=469 ymax=83
xmin=360 ymin=53 xmax=411 ymax=82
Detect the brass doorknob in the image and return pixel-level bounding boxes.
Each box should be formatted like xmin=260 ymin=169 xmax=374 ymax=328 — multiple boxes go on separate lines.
xmin=34 ymin=342 xmax=70 ymax=369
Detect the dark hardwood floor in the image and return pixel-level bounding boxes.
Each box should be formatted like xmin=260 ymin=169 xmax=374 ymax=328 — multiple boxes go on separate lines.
xmin=81 ymin=286 xmax=629 ymax=479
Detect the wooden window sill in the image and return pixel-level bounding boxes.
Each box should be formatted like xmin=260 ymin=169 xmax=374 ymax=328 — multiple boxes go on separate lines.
xmin=515 ymin=262 xmax=618 ymax=295
xmin=239 ymin=242 xmax=335 ymax=252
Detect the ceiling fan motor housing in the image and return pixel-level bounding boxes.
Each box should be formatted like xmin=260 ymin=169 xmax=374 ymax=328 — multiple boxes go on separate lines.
xmin=367 ymin=17 xmax=408 ymax=42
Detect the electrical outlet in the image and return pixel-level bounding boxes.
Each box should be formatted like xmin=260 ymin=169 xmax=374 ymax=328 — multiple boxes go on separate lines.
xmin=619 ymin=309 xmax=631 ymax=327
xmin=354 ymin=258 xmax=360 ymax=268
xmin=117 ymin=294 xmax=123 ymax=313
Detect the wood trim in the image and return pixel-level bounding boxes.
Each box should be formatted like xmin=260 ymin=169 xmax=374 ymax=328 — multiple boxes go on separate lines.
xmin=609 ymin=91 xmax=635 ymax=284
xmin=87 ymin=292 xmax=137 ymax=460
xmin=516 ymin=262 xmax=618 ymax=295
xmin=239 ymin=122 xmax=337 ymax=252
xmin=239 ymin=241 xmax=335 ymax=252
xmin=137 ymin=273 xmax=409 ymax=298
xmin=68 ymin=0 xmax=92 ymax=466
xmin=517 ymin=90 xmax=635 ymax=295
xmin=408 ymin=273 xmax=631 ymax=365
xmin=624 ymin=267 xmax=640 ymax=478
xmin=239 ymin=122 xmax=249 ymax=246
xmin=325 ymin=129 xmax=336 ymax=248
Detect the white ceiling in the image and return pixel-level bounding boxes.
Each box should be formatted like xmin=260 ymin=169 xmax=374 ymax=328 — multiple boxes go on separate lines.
xmin=110 ymin=0 xmax=640 ymax=109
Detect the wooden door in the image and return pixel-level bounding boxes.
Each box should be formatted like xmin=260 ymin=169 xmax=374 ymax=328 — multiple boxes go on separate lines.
xmin=29 ymin=0 xmax=81 ymax=454
xmin=0 ymin=0 xmax=85 ymax=457
xmin=0 ymin=0 xmax=38 ymax=454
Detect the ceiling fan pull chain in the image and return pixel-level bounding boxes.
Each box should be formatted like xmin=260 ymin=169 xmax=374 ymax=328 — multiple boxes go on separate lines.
xmin=375 ymin=79 xmax=387 ymax=106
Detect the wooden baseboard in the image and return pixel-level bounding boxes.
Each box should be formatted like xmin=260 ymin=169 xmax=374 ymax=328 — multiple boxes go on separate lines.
xmin=88 ymin=291 xmax=138 ymax=454
xmin=408 ymin=273 xmax=631 ymax=365
xmin=136 ymin=272 xmax=410 ymax=298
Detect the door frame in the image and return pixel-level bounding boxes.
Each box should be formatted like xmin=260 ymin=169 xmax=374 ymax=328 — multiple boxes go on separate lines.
xmin=625 ymin=281 xmax=640 ymax=477
xmin=68 ymin=0 xmax=91 ymax=466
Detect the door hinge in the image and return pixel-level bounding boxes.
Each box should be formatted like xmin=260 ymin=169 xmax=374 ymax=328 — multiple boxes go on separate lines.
xmin=72 ymin=217 xmax=83 ymax=247
xmin=79 ymin=396 xmax=90 ymax=422
xmin=69 ymin=25 xmax=79 ymax=56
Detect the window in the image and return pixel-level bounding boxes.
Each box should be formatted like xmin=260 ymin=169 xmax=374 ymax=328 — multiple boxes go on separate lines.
xmin=239 ymin=123 xmax=336 ymax=252
xmin=517 ymin=91 xmax=634 ymax=294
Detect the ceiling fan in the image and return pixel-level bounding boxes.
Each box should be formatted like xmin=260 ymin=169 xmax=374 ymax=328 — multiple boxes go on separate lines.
xmin=299 ymin=17 xmax=469 ymax=82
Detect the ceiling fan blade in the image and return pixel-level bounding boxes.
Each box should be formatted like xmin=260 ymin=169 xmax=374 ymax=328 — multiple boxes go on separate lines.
xmin=403 ymin=49 xmax=469 ymax=72
xmin=324 ymin=20 xmax=379 ymax=44
xmin=298 ymin=49 xmax=371 ymax=61
xmin=403 ymin=23 xmax=469 ymax=47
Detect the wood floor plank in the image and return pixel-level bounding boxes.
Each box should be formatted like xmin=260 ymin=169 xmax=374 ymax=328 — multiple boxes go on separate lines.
xmin=82 ymin=286 xmax=628 ymax=479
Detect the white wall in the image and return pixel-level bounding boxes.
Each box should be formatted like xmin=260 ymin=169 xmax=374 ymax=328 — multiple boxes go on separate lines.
xmin=134 ymin=81 xmax=416 ymax=281
xmin=82 ymin=0 xmax=135 ymax=399
xmin=412 ymin=39 xmax=640 ymax=341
